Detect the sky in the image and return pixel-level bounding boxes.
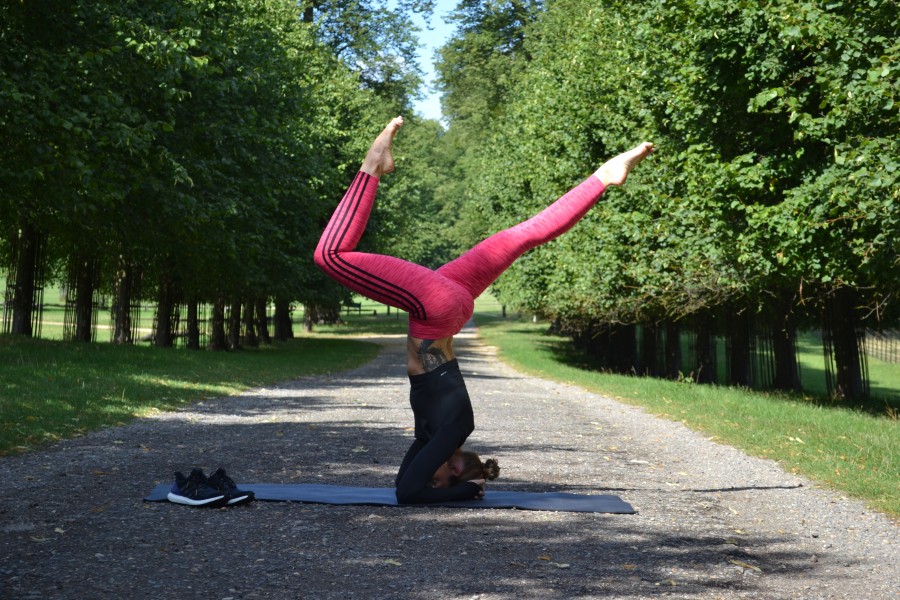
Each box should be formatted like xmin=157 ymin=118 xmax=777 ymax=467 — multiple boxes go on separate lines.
xmin=410 ymin=0 xmax=459 ymax=122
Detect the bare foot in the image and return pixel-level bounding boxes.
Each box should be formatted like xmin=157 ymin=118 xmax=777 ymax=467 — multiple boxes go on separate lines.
xmin=594 ymin=142 xmax=655 ymax=187
xmin=361 ymin=116 xmax=404 ymax=178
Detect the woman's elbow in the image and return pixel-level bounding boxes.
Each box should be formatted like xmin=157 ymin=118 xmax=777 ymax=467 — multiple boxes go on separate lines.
xmin=395 ymin=487 xmax=416 ymax=505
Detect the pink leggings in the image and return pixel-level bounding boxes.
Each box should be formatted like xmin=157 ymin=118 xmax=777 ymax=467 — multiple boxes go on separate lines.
xmin=314 ymin=172 xmax=606 ymax=339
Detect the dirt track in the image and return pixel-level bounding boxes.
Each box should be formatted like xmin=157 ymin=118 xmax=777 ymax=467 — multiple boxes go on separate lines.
xmin=1 ymin=325 xmax=897 ymax=599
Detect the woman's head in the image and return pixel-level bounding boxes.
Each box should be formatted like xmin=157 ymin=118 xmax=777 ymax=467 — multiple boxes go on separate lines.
xmin=431 ymin=449 xmax=500 ymax=488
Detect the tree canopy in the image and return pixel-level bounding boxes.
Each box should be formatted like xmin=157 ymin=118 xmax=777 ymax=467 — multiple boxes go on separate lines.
xmin=1 ymin=0 xmax=428 ymax=341
xmin=435 ymin=0 xmax=898 ymax=327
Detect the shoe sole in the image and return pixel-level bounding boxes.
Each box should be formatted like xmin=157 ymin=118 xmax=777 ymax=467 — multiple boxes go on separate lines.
xmin=226 ymin=493 xmax=254 ymax=505
xmin=167 ymin=492 xmax=226 ymax=507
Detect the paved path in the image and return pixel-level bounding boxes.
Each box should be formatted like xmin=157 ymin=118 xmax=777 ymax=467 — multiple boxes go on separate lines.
xmin=1 ymin=326 xmax=896 ymax=599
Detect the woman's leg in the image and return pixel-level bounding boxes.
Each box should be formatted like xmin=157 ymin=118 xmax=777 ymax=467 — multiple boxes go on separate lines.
xmin=314 ymin=117 xmax=464 ymax=322
xmin=437 ymin=142 xmax=654 ymax=299
xmin=314 ymin=172 xmax=432 ymax=318
xmin=435 ymin=175 xmax=605 ymax=298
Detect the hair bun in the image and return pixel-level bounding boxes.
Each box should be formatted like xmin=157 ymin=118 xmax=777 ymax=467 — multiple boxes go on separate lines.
xmin=482 ymin=458 xmax=500 ymax=481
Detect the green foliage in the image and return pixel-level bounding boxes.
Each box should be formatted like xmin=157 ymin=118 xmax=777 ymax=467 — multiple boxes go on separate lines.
xmin=437 ymin=0 xmax=542 ymax=129
xmin=441 ymin=0 xmax=900 ymax=329
xmin=0 ymin=0 xmax=426 ymax=322
xmin=309 ymin=0 xmax=425 ymax=111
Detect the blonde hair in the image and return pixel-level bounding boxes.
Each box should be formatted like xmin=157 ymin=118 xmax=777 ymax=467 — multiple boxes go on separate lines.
xmin=452 ymin=450 xmax=500 ymax=485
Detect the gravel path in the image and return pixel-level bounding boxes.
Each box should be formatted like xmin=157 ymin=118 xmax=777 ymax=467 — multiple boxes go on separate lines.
xmin=1 ymin=325 xmax=897 ymax=600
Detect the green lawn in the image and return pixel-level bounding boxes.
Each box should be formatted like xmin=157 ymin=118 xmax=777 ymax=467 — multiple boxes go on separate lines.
xmin=0 ymin=335 xmax=378 ymax=455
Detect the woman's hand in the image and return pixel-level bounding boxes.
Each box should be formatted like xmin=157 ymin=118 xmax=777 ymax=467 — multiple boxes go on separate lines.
xmin=469 ymin=479 xmax=485 ymax=499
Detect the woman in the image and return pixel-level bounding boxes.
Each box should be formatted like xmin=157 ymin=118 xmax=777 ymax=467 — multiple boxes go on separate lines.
xmin=315 ymin=116 xmax=654 ymax=503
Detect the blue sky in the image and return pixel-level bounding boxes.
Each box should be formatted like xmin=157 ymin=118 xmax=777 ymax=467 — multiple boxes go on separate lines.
xmin=410 ymin=0 xmax=458 ymax=122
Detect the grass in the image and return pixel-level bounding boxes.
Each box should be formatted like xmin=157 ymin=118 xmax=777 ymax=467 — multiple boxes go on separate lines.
xmin=472 ymin=312 xmax=899 ymax=518
xmin=0 ymin=294 xmax=402 ymax=456
xmin=0 ymin=335 xmax=378 ymax=455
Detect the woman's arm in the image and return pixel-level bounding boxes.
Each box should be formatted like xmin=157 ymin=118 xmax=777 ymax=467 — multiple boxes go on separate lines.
xmin=395 ymin=429 xmax=480 ymax=504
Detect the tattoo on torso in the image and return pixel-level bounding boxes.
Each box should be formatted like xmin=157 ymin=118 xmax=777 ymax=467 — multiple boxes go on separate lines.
xmin=418 ymin=340 xmax=449 ymax=372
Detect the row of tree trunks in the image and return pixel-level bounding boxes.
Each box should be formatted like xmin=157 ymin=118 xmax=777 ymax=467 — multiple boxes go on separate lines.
xmin=4 ymin=228 xmax=295 ymax=349
xmin=154 ymin=273 xmax=179 ymax=348
xmin=238 ymin=298 xmax=273 ymax=348
xmin=273 ymin=299 xmax=294 ymax=341
xmin=203 ymin=297 xmax=275 ymax=352
xmin=302 ymin=302 xmax=340 ymax=332
xmin=1 ymin=228 xmax=869 ymax=399
xmin=569 ymin=292 xmax=868 ymax=400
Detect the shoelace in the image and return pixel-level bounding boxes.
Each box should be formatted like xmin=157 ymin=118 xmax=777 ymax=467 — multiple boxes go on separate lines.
xmin=211 ymin=471 xmax=236 ymax=491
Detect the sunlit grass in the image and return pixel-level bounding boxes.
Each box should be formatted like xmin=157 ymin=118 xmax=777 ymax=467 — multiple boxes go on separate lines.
xmin=0 ymin=335 xmax=378 ymax=455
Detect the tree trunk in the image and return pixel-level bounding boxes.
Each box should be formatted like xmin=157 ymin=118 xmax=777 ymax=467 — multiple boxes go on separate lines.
xmin=665 ymin=320 xmax=681 ymax=379
xmin=227 ymin=299 xmax=242 ymax=349
xmin=186 ymin=300 xmax=200 ymax=350
xmin=112 ymin=259 xmax=135 ymax=344
xmin=10 ymin=224 xmax=41 ymax=336
xmin=154 ymin=275 xmax=176 ymax=348
xmin=827 ymin=287 xmax=867 ymax=400
xmin=255 ymin=298 xmax=271 ymax=345
xmin=581 ymin=326 xmax=607 ymax=367
xmin=208 ymin=299 xmax=227 ymax=351
xmin=611 ymin=324 xmax=637 ymax=374
xmin=771 ymin=297 xmax=801 ymax=392
xmin=641 ymin=323 xmax=658 ymax=377
xmin=273 ymin=298 xmax=294 ymax=341
xmin=694 ymin=312 xmax=715 ymax=384
xmin=303 ymin=303 xmax=317 ymax=333
xmin=242 ymin=300 xmax=259 ymax=348
xmin=728 ymin=310 xmax=751 ymax=387
xmin=73 ymin=255 xmax=98 ymax=343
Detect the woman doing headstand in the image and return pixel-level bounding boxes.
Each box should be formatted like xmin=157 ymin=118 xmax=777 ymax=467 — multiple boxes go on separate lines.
xmin=315 ymin=116 xmax=654 ymax=504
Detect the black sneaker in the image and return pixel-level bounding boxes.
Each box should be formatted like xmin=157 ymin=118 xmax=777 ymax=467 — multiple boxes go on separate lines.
xmin=167 ymin=468 xmax=227 ymax=507
xmin=206 ymin=468 xmax=254 ymax=506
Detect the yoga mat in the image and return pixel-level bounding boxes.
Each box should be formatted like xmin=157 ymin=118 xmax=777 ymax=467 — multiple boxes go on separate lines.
xmin=145 ymin=482 xmax=634 ymax=514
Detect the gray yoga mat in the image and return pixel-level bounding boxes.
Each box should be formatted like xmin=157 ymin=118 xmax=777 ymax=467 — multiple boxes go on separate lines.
xmin=145 ymin=482 xmax=634 ymax=514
